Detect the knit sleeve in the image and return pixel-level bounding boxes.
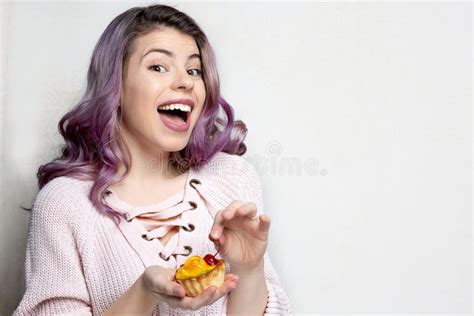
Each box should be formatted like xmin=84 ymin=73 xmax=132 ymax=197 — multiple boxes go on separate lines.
xmin=13 ymin=178 xmax=92 ymax=315
xmin=239 ymin=157 xmax=292 ymax=315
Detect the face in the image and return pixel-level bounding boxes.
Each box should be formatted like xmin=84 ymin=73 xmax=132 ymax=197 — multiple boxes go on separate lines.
xmin=119 ymin=27 xmax=206 ymax=156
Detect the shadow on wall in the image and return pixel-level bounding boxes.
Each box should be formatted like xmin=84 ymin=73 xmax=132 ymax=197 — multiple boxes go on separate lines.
xmin=1 ymin=164 xmax=37 ymax=314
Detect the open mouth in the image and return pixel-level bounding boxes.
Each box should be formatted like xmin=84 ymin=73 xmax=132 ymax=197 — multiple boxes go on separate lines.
xmin=157 ymin=104 xmax=191 ymax=123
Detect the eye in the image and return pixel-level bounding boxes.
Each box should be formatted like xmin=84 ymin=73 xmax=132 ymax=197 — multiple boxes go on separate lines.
xmin=188 ymin=68 xmax=202 ymax=77
xmin=149 ymin=64 xmax=167 ymax=72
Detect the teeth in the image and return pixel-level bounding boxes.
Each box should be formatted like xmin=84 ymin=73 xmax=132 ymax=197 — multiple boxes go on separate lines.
xmin=157 ymin=103 xmax=192 ymax=112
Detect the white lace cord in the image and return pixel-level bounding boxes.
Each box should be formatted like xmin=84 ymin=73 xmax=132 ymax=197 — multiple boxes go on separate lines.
xmin=131 ymin=200 xmax=197 ymax=260
xmin=159 ymin=233 xmax=180 ymax=259
xmin=143 ymin=219 xmax=188 ymax=239
xmin=128 ymin=202 xmax=192 ymax=221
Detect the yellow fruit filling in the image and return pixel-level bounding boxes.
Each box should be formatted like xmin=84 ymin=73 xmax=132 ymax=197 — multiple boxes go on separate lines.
xmin=175 ymin=256 xmax=220 ymax=280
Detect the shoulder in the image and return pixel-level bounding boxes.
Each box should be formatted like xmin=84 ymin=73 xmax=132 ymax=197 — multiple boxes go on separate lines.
xmin=26 ymin=177 xmax=99 ymax=261
xmin=200 ymin=151 xmax=260 ymax=185
xmin=35 ymin=176 xmax=92 ymax=207
xmin=193 ymin=152 xmax=264 ymax=208
xmin=32 ymin=176 xmax=96 ymax=227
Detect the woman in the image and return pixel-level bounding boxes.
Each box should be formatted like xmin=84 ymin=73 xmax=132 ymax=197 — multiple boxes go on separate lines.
xmin=14 ymin=4 xmax=290 ymax=315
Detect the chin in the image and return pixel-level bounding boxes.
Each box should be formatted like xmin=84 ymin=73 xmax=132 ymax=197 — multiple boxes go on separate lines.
xmin=157 ymin=139 xmax=189 ymax=153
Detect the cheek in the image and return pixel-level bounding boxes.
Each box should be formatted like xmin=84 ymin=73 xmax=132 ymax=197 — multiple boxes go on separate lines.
xmin=197 ymin=82 xmax=207 ymax=107
xmin=124 ymin=77 xmax=163 ymax=110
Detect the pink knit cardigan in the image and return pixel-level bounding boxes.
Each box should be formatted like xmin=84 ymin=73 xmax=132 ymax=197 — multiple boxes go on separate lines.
xmin=14 ymin=152 xmax=291 ymax=315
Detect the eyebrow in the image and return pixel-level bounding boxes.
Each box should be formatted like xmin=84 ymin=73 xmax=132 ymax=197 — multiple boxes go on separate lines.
xmin=141 ymin=48 xmax=201 ymax=62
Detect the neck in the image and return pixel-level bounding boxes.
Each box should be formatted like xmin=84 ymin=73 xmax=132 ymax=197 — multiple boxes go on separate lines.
xmin=117 ymin=151 xmax=181 ymax=188
xmin=115 ymin=129 xmax=183 ymax=190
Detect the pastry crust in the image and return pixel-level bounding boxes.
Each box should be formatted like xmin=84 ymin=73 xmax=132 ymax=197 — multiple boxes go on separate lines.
xmin=175 ymin=259 xmax=226 ymax=297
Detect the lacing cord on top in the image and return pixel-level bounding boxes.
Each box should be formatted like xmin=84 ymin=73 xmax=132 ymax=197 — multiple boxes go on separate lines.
xmin=125 ymin=178 xmax=202 ymax=261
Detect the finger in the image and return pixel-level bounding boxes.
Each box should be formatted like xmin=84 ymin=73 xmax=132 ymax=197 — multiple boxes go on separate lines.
xmin=199 ymin=275 xmax=238 ymax=305
xmin=210 ymin=210 xmax=225 ymax=240
xmin=222 ymin=273 xmax=239 ymax=285
xmin=223 ymin=273 xmax=240 ymax=288
xmin=185 ymin=274 xmax=240 ymax=307
xmin=213 ymin=279 xmax=238 ymax=297
xmin=221 ymin=200 xmax=246 ymax=221
xmin=156 ymin=286 xmax=217 ymax=311
xmin=153 ymin=273 xmax=186 ymax=297
xmin=235 ymin=202 xmax=258 ymax=219
xmin=151 ymin=281 xmax=185 ymax=298
xmin=188 ymin=286 xmax=218 ymax=310
xmin=258 ymin=214 xmax=271 ymax=233
xmin=210 ymin=201 xmax=245 ymax=239
xmin=213 ymin=231 xmax=228 ymax=254
xmin=205 ymin=275 xmax=240 ymax=304
xmin=187 ymin=275 xmax=240 ymax=310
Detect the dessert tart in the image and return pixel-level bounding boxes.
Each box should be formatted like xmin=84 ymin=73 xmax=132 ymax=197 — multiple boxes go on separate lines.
xmin=174 ymin=242 xmax=225 ymax=297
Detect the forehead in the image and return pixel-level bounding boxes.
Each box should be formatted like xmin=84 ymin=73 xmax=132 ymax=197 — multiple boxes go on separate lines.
xmin=135 ymin=27 xmax=199 ymax=57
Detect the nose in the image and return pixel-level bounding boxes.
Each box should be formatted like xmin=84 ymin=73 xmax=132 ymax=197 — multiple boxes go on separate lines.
xmin=171 ymin=68 xmax=194 ymax=91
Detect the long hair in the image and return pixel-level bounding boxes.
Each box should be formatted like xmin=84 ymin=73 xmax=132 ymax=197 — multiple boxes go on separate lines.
xmin=29 ymin=4 xmax=247 ymax=224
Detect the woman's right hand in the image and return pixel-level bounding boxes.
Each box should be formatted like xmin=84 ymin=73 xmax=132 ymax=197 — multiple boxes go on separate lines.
xmin=141 ymin=265 xmax=239 ymax=311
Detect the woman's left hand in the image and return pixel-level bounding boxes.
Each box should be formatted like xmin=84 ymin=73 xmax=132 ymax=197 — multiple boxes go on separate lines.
xmin=209 ymin=200 xmax=271 ymax=271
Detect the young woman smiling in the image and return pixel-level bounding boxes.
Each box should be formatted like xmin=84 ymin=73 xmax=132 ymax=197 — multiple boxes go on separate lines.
xmin=14 ymin=4 xmax=290 ymax=315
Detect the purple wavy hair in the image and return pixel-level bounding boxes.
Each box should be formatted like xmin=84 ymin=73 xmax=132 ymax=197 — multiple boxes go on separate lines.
xmin=30 ymin=4 xmax=247 ymax=224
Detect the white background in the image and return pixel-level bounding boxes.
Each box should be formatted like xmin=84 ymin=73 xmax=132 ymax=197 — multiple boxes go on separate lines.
xmin=1 ymin=0 xmax=471 ymax=314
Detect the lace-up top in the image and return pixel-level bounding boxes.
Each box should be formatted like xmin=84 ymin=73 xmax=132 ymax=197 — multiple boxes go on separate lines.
xmin=103 ymin=173 xmax=213 ymax=269
xmin=14 ymin=152 xmax=291 ymax=315
xmin=105 ymin=189 xmax=189 ymax=260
